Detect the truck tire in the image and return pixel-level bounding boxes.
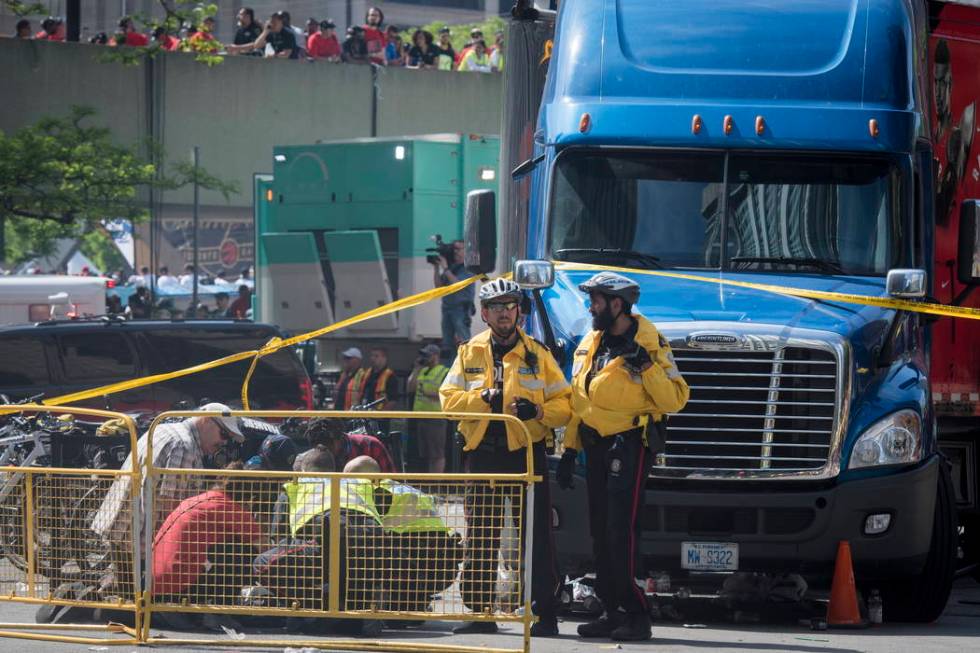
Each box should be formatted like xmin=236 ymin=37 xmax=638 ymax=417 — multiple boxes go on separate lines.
xmin=880 ymin=459 xmax=957 ymax=622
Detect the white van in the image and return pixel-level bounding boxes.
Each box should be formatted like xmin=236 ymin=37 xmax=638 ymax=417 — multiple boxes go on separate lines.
xmin=0 ymin=276 xmax=107 ymax=325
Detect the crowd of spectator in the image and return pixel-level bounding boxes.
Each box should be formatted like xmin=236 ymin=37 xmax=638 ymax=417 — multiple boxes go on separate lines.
xmin=11 ymin=7 xmax=505 ymax=74
xmin=4 ymin=261 xmax=256 ymax=321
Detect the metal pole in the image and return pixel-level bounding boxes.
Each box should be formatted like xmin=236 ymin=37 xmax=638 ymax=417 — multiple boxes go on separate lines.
xmin=191 ymin=146 xmax=200 ymax=311
xmin=66 ymin=0 xmax=81 ymax=42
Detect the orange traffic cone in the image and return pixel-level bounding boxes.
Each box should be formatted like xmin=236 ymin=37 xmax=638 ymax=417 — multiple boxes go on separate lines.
xmin=826 ymin=540 xmax=867 ymax=628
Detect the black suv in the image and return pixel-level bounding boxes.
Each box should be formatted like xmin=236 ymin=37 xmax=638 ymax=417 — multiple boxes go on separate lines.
xmin=0 ymin=320 xmax=313 ymax=413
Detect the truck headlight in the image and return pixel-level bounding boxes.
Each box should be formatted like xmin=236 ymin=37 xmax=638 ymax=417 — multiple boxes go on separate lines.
xmin=848 ymin=410 xmax=922 ymax=470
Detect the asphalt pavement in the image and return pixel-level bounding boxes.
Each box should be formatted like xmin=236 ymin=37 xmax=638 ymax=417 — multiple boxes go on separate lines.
xmin=0 ymin=579 xmax=978 ymax=652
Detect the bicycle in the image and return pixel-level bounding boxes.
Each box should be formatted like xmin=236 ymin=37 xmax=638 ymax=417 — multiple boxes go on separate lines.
xmin=0 ymin=397 xmax=124 ymax=584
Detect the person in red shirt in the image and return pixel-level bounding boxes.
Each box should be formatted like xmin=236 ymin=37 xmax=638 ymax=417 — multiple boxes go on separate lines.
xmin=118 ymin=16 xmax=148 ymax=46
xmin=227 ymin=284 xmax=252 ymax=318
xmin=152 ymin=26 xmax=181 ymax=52
xmin=307 ymin=19 xmax=341 ymax=61
xmin=35 ymin=16 xmax=64 ymax=41
xmin=188 ymin=16 xmax=219 ymax=54
xmin=301 ymin=418 xmax=395 ymax=474
xmin=362 ymin=5 xmax=387 ymax=65
xmin=152 ymin=465 xmax=265 ymax=603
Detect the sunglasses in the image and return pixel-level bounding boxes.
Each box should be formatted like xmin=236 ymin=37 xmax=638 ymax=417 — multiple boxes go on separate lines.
xmin=486 ymin=301 xmax=518 ymax=313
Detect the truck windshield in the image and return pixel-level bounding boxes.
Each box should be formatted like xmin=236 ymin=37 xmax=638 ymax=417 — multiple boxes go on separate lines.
xmin=549 ymin=150 xmax=905 ymax=275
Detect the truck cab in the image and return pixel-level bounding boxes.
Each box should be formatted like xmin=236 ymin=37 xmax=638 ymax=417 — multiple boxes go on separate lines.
xmin=478 ymin=0 xmax=980 ymax=621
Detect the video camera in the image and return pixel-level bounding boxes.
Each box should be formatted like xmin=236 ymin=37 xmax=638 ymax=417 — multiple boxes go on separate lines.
xmin=425 ymin=234 xmax=456 ymax=266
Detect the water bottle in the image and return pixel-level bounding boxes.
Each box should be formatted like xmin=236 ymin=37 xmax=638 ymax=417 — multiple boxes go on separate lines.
xmin=868 ymin=589 xmax=883 ymax=624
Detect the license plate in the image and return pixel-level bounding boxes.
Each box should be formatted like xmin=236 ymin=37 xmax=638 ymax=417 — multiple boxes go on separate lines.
xmin=681 ymin=542 xmax=739 ymax=571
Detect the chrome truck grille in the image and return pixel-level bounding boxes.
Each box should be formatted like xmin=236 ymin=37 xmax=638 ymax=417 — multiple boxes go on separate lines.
xmin=654 ymin=339 xmax=844 ymax=480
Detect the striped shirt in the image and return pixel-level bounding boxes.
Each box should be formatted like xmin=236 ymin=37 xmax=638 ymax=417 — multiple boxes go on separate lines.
xmin=92 ymin=420 xmax=206 ymax=541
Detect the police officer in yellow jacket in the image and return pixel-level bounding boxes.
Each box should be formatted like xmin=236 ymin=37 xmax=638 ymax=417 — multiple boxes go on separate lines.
xmin=557 ymin=272 xmax=689 ymax=642
xmin=440 ymin=277 xmax=571 ymax=637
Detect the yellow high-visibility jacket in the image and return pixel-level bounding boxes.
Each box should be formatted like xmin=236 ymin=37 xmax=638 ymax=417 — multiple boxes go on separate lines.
xmin=439 ymin=327 xmax=571 ymax=451
xmin=565 ymin=314 xmax=689 ymax=450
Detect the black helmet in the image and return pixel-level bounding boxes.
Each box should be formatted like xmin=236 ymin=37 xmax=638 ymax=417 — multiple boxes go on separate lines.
xmin=578 ymin=271 xmax=640 ymax=305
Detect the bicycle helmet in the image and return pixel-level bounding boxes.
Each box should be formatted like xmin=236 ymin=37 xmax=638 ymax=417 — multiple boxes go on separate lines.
xmin=479 ymin=278 xmax=523 ymax=304
xmin=578 ymin=271 xmax=640 ymax=305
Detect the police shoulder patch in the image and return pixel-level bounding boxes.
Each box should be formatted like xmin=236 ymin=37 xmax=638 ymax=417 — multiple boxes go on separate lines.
xmin=658 ymin=334 xmax=668 ymax=348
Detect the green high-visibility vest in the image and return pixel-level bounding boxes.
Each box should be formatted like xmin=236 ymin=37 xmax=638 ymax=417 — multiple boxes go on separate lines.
xmin=285 ymin=477 xmax=381 ymax=536
xmin=377 ymin=480 xmax=448 ymax=533
xmin=413 ymin=364 xmax=449 ymax=412
xmin=285 ymin=478 xmax=447 ymax=536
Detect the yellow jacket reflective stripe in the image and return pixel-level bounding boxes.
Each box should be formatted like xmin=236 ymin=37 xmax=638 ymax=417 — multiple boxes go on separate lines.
xmin=439 ymin=327 xmax=572 ymax=451
xmin=565 ymin=314 xmax=690 ymax=450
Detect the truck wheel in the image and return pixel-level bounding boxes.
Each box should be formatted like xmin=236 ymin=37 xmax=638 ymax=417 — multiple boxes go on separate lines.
xmin=880 ymin=459 xmax=957 ymax=622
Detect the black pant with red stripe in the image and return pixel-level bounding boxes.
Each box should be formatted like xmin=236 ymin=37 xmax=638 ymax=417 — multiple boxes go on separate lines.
xmin=583 ymin=427 xmax=652 ymax=616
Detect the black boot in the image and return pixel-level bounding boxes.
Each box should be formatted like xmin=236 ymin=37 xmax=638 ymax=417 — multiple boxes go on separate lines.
xmin=577 ymin=611 xmax=622 ymax=638
xmin=610 ymin=613 xmax=651 ymax=641
xmin=530 ymin=613 xmax=559 ymax=637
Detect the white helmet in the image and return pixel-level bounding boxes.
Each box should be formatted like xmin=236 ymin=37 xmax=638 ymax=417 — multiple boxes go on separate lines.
xmin=479 ymin=278 xmax=522 ymax=304
xmin=578 ymin=271 xmax=640 ymax=305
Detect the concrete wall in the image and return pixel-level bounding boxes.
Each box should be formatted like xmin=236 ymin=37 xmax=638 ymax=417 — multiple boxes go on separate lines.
xmin=0 ymin=38 xmax=502 ymax=271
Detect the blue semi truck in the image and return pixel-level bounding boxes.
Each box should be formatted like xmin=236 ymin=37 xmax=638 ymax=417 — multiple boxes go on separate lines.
xmin=462 ymin=0 xmax=980 ymax=621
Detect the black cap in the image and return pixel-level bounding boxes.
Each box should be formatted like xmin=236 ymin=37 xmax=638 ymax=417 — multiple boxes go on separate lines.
xmin=438 ymin=26 xmax=450 ymax=34
xmin=320 ymin=19 xmax=335 ymax=29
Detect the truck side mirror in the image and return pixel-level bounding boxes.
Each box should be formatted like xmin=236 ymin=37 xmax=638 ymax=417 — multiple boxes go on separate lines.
xmin=958 ymin=199 xmax=980 ymax=285
xmin=886 ymin=269 xmax=927 ymax=298
xmin=464 ymin=189 xmax=496 ymax=275
xmin=514 ymin=260 xmax=555 ymax=289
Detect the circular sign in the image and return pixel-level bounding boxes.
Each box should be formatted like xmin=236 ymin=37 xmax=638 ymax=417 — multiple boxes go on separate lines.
xmin=220 ymin=239 xmax=240 ymax=267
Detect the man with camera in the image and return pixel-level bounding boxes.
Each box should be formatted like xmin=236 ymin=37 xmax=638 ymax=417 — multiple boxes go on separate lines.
xmin=430 ymin=238 xmax=475 ymax=359
xmin=406 ymin=344 xmax=450 ymax=472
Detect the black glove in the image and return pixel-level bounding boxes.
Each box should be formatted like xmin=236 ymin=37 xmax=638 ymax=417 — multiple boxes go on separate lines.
xmin=513 ymin=397 xmax=539 ymax=421
xmin=481 ymin=388 xmax=503 ymax=412
xmin=557 ymin=449 xmax=577 ymax=490
xmin=622 ymin=343 xmax=653 ymax=373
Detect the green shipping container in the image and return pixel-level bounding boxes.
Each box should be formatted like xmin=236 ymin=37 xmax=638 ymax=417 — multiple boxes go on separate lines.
xmin=255 ymin=134 xmax=499 ymax=341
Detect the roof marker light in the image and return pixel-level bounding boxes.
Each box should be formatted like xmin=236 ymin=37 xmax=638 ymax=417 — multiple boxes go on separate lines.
xmin=579 ymin=113 xmax=591 ymax=133
xmin=724 ymin=115 xmax=734 ymax=135
xmin=755 ymin=115 xmax=766 ymax=135
xmin=692 ymin=115 xmax=703 ymax=134
xmin=869 ymin=119 xmax=879 ymax=138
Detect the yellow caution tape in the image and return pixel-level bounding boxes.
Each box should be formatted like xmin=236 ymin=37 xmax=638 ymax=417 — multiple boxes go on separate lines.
xmin=553 ymin=261 xmax=980 ymax=321
xmin=241 ymin=336 xmax=282 ymax=410
xmin=44 ymin=275 xmax=482 ymax=406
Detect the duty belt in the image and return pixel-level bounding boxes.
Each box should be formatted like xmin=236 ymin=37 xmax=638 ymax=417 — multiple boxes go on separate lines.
xmin=580 ymin=418 xmax=666 ymax=452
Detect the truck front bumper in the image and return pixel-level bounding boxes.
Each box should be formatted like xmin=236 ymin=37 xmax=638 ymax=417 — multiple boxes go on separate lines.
xmin=637 ymin=455 xmax=940 ymax=583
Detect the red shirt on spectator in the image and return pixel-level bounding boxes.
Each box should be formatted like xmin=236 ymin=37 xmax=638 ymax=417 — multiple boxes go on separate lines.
xmin=124 ymin=32 xmax=149 ymax=47
xmin=159 ymin=35 xmax=181 ymax=51
xmin=307 ymin=33 xmax=341 ymax=59
xmin=35 ymin=30 xmax=65 ymax=42
xmin=152 ymin=490 xmax=263 ymax=595
xmin=228 ymin=294 xmax=250 ymax=318
xmin=363 ymin=26 xmax=387 ymax=63
xmin=344 ymin=433 xmax=395 ymax=474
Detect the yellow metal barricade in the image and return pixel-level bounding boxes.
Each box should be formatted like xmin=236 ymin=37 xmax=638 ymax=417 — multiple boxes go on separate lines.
xmin=142 ymin=409 xmax=538 ymax=653
xmin=0 ymin=405 xmax=141 ymax=646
